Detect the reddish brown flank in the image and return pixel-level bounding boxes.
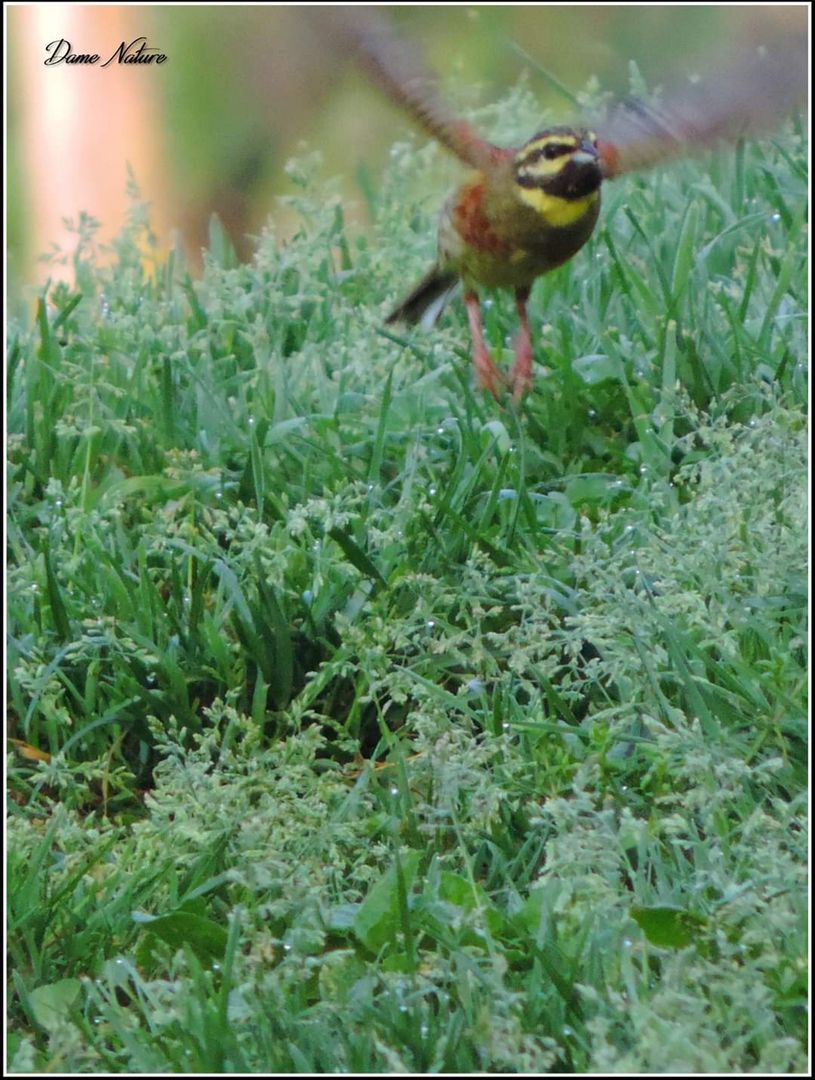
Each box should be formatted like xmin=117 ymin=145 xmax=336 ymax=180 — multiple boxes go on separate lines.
xmin=453 ymin=180 xmax=512 ymax=256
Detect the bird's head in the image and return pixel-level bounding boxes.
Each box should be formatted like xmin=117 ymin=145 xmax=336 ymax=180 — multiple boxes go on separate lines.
xmin=513 ymin=127 xmax=603 ymax=222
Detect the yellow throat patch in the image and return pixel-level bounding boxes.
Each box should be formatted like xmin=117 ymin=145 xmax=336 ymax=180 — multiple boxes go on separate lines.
xmin=516 ymin=186 xmax=599 ymax=227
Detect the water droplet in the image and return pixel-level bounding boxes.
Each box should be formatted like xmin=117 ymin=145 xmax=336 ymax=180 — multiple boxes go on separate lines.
xmin=587 ymin=408 xmax=597 ymax=419
xmin=211 ymin=962 xmax=221 ymax=971
xmin=769 ymin=211 xmax=781 ymax=223
xmin=467 ymin=678 xmax=484 ymax=694
xmin=426 ymin=619 xmax=435 ymax=630
xmin=420 ymin=1023 xmax=429 ymax=1037
xmin=502 ymin=722 xmax=510 ymax=731
xmin=247 ymin=415 xmax=256 ymax=427
xmin=639 ymin=464 xmax=648 ymax=475
xmin=302 ymin=589 xmax=313 ymax=605
xmin=436 ymin=426 xmax=445 ymax=435
xmin=498 ymin=488 xmax=516 ymax=500
xmin=623 ymin=937 xmax=633 ymax=948
xmin=283 ymin=943 xmax=292 ymax=952
xmin=563 ymin=1025 xmax=574 ymax=1036
xmin=428 ymin=486 xmax=437 ymax=497
xmin=214 ymin=490 xmax=223 ymax=501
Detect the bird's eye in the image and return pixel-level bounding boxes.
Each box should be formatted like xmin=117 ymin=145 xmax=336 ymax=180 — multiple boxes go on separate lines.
xmin=543 ymin=143 xmax=571 ymax=160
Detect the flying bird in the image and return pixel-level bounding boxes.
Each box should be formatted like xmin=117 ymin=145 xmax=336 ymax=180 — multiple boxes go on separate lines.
xmin=325 ymin=9 xmax=806 ymax=401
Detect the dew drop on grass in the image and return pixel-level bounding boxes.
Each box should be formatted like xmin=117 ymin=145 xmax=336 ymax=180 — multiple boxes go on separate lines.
xmin=426 ymin=619 xmax=435 ymax=630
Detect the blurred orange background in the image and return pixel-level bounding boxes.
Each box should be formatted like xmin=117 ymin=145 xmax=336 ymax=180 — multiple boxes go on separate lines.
xmin=7 ymin=3 xmax=808 ymax=291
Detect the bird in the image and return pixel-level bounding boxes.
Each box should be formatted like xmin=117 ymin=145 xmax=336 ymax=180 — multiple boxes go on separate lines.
xmin=322 ymin=9 xmax=806 ymax=402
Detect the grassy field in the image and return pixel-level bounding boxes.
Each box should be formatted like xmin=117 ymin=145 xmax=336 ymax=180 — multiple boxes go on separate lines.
xmin=6 ymin=84 xmax=808 ymax=1073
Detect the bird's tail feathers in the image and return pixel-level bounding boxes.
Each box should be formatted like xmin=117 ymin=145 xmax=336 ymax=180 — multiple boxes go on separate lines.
xmin=386 ymin=267 xmax=459 ymax=328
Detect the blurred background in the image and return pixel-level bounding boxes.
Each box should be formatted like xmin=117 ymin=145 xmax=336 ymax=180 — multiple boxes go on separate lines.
xmin=7 ymin=4 xmax=808 ymax=291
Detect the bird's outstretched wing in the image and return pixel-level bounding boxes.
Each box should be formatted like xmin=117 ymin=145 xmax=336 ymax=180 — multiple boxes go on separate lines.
xmin=597 ymin=38 xmax=807 ymax=179
xmin=318 ymin=7 xmax=504 ymax=173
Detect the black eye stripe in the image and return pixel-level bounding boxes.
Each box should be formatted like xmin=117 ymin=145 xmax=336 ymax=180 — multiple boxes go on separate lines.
xmin=519 ymin=142 xmax=576 ymax=166
xmin=544 ymin=142 xmax=575 ymax=160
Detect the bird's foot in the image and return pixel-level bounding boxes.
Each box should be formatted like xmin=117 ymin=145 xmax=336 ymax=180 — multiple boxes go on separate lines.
xmin=509 ymin=333 xmax=534 ymax=404
xmin=474 ymin=344 xmax=505 ymax=401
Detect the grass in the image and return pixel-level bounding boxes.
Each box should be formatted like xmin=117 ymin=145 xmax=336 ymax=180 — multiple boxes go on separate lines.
xmin=6 ymin=83 xmax=808 ymax=1073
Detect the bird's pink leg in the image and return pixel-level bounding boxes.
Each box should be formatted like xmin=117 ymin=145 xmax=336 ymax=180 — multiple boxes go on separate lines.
xmin=464 ymin=290 xmax=503 ymax=400
xmin=510 ymin=287 xmax=534 ymax=403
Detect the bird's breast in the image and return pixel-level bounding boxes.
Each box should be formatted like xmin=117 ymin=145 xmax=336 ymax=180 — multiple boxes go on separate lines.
xmin=439 ymin=176 xmax=601 ymax=289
